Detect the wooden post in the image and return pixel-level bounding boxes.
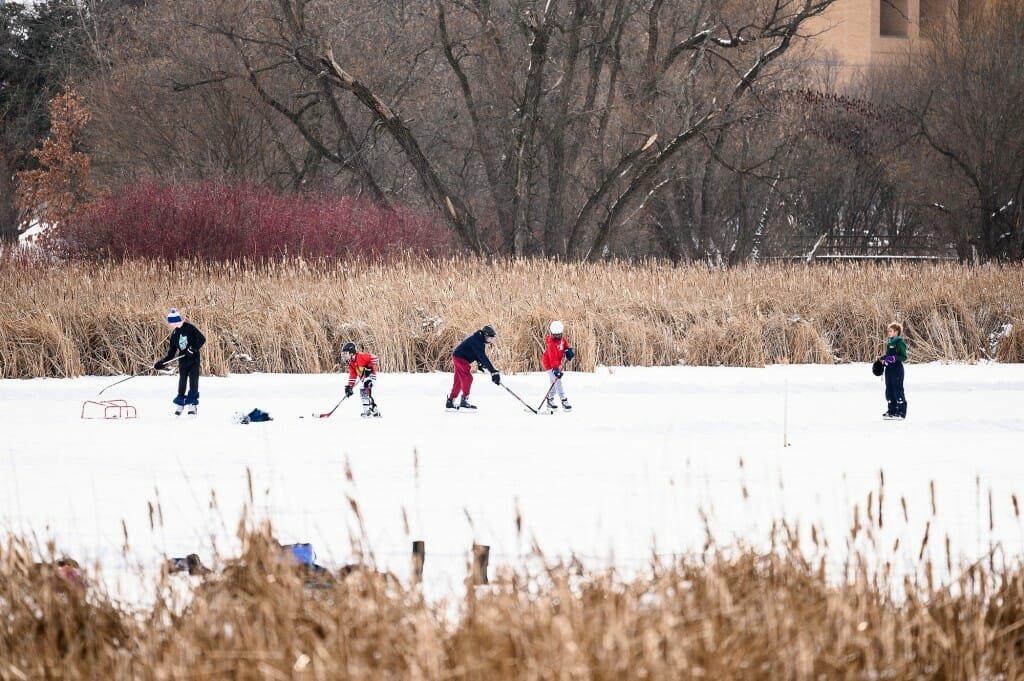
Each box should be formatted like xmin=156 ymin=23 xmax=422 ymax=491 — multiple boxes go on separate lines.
xmin=411 ymin=540 xmax=425 ymax=584
xmin=783 ymin=379 xmax=789 ymax=448
xmin=471 ymin=543 xmax=490 ymax=585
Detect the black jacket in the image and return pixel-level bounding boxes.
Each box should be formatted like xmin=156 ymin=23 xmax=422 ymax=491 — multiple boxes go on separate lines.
xmin=453 ymin=330 xmax=497 ymax=374
xmin=160 ymin=322 xmax=206 ymax=370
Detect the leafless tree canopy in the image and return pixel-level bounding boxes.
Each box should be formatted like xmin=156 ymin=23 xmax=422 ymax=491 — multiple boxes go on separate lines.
xmin=895 ymin=2 xmax=1024 ymax=261
xmin=78 ymin=0 xmax=838 ymax=260
xmin=60 ymin=0 xmax=1023 ymax=262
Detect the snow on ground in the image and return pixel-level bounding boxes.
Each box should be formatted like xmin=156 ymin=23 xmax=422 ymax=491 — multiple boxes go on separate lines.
xmin=2 ymin=363 xmax=1024 ymax=604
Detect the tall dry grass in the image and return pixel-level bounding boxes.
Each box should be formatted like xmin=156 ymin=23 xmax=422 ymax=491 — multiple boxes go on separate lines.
xmin=1 ymin=258 xmax=1022 ymax=378
xmin=5 ymin=518 xmax=1024 ymax=679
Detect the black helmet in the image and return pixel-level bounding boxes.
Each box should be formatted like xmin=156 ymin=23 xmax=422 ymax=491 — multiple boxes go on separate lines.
xmin=342 ymin=342 xmax=357 ymax=354
xmin=481 ymin=325 xmax=496 ymax=338
xmin=871 ymin=359 xmax=884 ymax=376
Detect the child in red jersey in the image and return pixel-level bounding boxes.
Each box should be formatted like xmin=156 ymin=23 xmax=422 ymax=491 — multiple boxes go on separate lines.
xmin=342 ymin=342 xmax=381 ymax=417
xmin=541 ymin=321 xmax=575 ymax=411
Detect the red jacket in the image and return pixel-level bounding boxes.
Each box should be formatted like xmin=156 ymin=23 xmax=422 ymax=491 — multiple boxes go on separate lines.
xmin=542 ymin=335 xmax=571 ymax=370
xmin=346 ymin=352 xmax=378 ymax=387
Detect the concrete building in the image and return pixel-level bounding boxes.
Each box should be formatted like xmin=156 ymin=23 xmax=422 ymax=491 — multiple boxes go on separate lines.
xmin=805 ymin=0 xmax=967 ymax=82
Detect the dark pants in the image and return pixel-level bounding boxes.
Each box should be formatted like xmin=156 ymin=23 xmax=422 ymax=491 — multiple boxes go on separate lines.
xmin=175 ymin=361 xmax=200 ymax=405
xmin=449 ymin=356 xmax=473 ymax=400
xmin=884 ymin=362 xmax=906 ymax=417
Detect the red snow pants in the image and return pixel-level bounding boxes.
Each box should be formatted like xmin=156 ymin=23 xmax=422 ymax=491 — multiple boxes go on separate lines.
xmin=449 ymin=356 xmax=473 ymax=400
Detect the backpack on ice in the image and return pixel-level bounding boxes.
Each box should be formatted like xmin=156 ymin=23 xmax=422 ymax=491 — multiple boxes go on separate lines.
xmin=283 ymin=543 xmax=316 ymax=566
xmin=234 ymin=408 xmax=273 ymax=424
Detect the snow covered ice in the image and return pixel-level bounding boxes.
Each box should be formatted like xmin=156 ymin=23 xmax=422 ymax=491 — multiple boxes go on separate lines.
xmin=2 ymin=362 xmax=1024 ymax=603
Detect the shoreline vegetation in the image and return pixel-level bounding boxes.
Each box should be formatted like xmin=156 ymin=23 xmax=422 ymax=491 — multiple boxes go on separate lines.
xmin=3 ymin=519 xmax=1024 ymax=678
xmin=1 ymin=258 xmax=1022 ymax=378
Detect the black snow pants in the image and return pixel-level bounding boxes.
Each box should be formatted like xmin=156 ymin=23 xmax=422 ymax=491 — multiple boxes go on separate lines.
xmin=884 ymin=362 xmax=907 ymax=418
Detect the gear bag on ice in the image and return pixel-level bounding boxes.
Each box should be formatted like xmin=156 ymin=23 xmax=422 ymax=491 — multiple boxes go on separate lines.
xmin=234 ymin=408 xmax=273 ymax=424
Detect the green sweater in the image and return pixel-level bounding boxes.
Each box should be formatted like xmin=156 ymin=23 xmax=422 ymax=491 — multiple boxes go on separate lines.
xmin=886 ymin=336 xmax=908 ymax=363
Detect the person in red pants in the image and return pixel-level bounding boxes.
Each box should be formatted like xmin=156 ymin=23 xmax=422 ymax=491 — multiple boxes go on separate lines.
xmin=447 ymin=325 xmax=500 ymax=411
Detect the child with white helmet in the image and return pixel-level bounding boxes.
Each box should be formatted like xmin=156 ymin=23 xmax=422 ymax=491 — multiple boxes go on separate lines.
xmin=541 ymin=320 xmax=575 ymax=411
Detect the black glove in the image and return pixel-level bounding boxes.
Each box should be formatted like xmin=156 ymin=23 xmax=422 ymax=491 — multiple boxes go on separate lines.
xmin=564 ymin=347 xmax=575 ymax=361
xmin=154 ymin=360 xmax=165 ymax=370
xmin=185 ymin=347 xmax=195 ymax=356
xmin=553 ymin=368 xmax=564 ymax=379
xmin=491 ymin=372 xmax=501 ymax=385
xmin=344 ymin=385 xmax=353 ymax=397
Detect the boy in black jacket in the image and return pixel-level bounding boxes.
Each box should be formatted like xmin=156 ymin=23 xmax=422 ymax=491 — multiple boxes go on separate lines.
xmin=155 ymin=308 xmax=206 ymax=416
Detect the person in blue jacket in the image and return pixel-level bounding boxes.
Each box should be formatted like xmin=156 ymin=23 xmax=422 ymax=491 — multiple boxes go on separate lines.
xmin=446 ymin=325 xmax=500 ymax=411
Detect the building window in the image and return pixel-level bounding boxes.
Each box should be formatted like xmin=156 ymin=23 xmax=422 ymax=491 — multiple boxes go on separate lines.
xmin=881 ymin=0 xmax=910 ymax=37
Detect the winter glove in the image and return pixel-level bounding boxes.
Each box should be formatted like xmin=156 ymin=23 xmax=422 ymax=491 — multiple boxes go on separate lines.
xmin=553 ymin=368 xmax=564 ymax=379
xmin=564 ymin=347 xmax=575 ymax=361
xmin=344 ymin=385 xmax=354 ymax=398
xmin=883 ymin=355 xmax=897 ymax=365
xmin=185 ymin=347 xmax=195 ymax=356
xmin=154 ymin=360 xmax=165 ymax=370
xmin=491 ymin=372 xmax=501 ymax=385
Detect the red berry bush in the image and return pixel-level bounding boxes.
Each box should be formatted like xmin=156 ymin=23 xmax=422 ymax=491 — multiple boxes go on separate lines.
xmin=42 ymin=182 xmax=457 ymax=262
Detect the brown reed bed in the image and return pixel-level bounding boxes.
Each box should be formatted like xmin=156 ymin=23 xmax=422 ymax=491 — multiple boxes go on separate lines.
xmin=5 ymin=518 xmax=1024 ymax=679
xmin=1 ymin=257 xmax=1021 ymax=378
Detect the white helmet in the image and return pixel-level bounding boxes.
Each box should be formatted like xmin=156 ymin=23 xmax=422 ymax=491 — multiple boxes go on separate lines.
xmin=550 ymin=320 xmax=564 ymax=335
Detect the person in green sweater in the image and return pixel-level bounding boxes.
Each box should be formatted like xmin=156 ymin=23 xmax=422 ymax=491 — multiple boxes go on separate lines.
xmin=878 ymin=322 xmax=908 ymax=420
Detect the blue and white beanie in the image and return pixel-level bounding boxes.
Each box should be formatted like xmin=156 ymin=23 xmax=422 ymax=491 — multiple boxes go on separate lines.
xmin=167 ymin=308 xmax=183 ymax=324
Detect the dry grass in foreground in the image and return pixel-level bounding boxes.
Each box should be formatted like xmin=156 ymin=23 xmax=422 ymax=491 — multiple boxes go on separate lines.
xmin=3 ymin=522 xmax=1024 ymax=680
xmin=1 ymin=258 xmax=1022 ymax=378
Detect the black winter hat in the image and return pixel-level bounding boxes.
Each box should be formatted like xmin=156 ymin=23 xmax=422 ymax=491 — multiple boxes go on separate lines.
xmin=481 ymin=325 xmax=496 ymax=338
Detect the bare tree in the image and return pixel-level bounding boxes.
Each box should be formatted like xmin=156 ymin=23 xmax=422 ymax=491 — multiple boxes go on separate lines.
xmin=895 ymin=4 xmax=1024 ymax=261
xmin=81 ymin=0 xmax=839 ymax=259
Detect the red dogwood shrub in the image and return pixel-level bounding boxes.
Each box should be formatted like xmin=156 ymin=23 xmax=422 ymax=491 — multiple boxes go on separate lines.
xmin=42 ymin=182 xmax=458 ymax=262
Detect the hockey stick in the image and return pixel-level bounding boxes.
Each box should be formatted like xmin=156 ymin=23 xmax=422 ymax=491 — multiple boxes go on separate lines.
xmin=534 ymin=374 xmax=563 ymax=411
xmin=312 ymin=395 xmax=349 ymax=419
xmin=98 ymin=352 xmax=187 ymax=395
xmin=306 ymin=378 xmax=364 ymax=418
xmin=99 ymin=368 xmax=154 ymax=395
xmin=498 ymin=382 xmax=539 ymax=414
